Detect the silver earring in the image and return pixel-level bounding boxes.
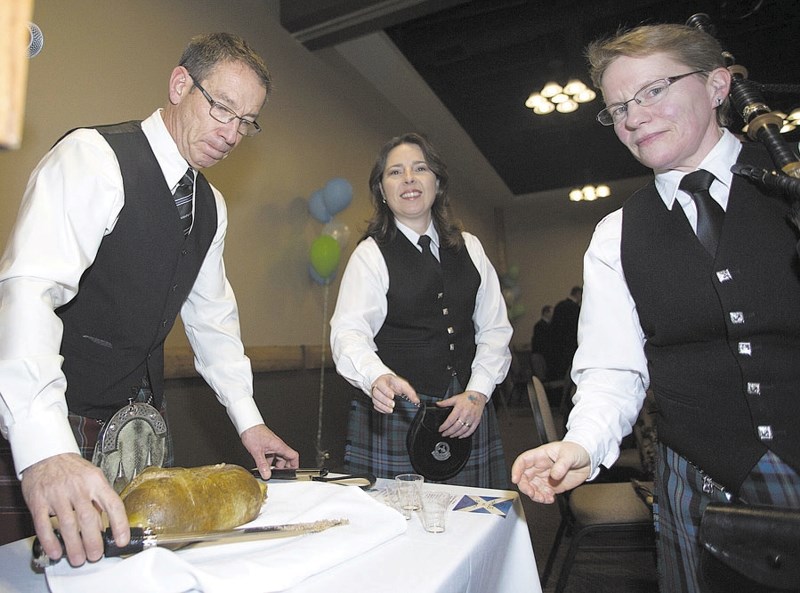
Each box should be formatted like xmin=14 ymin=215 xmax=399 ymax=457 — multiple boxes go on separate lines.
xmin=716 ymin=97 xmax=722 ymax=106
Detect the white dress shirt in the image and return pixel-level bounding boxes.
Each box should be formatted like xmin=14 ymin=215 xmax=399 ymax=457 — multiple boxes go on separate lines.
xmin=565 ymin=130 xmax=742 ymax=476
xmin=0 ymin=110 xmax=264 ymax=475
xmin=330 ymin=220 xmax=512 ymax=400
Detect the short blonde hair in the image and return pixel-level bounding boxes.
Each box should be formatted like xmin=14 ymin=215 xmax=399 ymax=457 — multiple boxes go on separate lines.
xmin=586 ymin=24 xmax=729 ymax=125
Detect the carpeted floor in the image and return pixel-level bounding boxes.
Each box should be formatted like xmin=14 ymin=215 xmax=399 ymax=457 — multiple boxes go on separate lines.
xmin=496 ymin=393 xmax=659 ymax=593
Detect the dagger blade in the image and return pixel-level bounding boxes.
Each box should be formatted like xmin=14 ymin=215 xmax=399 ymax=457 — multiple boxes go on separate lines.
xmin=33 ymin=518 xmax=348 ymax=568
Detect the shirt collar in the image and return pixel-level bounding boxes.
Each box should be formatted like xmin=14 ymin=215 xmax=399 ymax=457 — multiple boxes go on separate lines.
xmin=141 ymin=109 xmax=194 ymax=190
xmin=395 ymin=219 xmax=440 ymax=249
xmin=654 ymin=129 xmax=742 ymax=210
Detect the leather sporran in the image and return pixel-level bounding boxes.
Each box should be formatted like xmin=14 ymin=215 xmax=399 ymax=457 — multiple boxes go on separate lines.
xmin=92 ymin=401 xmax=167 ymax=493
xmin=699 ymin=502 xmax=800 ymax=592
xmin=406 ymin=404 xmax=471 ymax=481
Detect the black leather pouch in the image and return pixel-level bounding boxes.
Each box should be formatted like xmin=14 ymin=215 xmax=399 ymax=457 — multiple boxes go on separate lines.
xmin=406 ymin=404 xmax=471 ymax=481
xmin=699 ymin=502 xmax=800 ymax=592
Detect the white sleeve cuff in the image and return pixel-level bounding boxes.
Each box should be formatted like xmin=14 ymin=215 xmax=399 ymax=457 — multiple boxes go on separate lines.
xmin=8 ymin=409 xmax=80 ymax=478
xmin=226 ymin=396 xmax=265 ymax=436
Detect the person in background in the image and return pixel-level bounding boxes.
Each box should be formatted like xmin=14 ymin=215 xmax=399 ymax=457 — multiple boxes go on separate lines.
xmin=0 ymin=33 xmax=299 ymax=566
xmin=330 ymin=132 xmax=512 ymax=488
xmin=548 ymin=286 xmax=582 ymax=380
xmin=512 ymin=23 xmax=800 ymax=592
xmin=530 ymin=304 xmax=554 ymax=379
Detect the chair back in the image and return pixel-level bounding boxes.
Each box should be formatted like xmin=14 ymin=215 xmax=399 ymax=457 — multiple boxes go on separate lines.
xmin=527 ymin=375 xmax=561 ymax=444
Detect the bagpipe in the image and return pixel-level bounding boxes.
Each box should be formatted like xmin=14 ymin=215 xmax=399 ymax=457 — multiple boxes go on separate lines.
xmin=687 ymin=13 xmax=800 ymax=231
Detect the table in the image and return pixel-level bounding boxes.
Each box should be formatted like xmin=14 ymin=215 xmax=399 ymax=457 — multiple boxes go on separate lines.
xmin=0 ymin=480 xmax=540 ymax=593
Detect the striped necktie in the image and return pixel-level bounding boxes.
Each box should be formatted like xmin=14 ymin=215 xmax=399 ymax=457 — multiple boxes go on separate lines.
xmin=174 ymin=168 xmax=194 ymax=235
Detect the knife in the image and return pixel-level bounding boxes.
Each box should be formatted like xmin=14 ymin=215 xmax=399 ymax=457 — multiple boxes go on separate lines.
xmin=259 ymin=467 xmax=329 ymax=480
xmin=32 ymin=518 xmax=348 ymax=568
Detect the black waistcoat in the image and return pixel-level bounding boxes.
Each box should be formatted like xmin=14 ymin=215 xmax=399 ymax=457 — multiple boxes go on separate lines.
xmin=56 ymin=121 xmax=217 ymax=420
xmin=621 ymin=141 xmax=800 ymax=491
xmin=374 ymin=232 xmax=480 ymax=397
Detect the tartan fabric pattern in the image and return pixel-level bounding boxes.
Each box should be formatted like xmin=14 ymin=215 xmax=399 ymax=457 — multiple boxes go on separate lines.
xmin=654 ymin=441 xmax=800 ymax=592
xmin=344 ymin=386 xmax=508 ymax=489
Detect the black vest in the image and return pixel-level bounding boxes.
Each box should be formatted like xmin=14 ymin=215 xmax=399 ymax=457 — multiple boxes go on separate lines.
xmin=621 ymin=141 xmax=800 ymax=491
xmin=374 ymin=232 xmax=480 ymax=397
xmin=56 ymin=121 xmax=217 ymax=420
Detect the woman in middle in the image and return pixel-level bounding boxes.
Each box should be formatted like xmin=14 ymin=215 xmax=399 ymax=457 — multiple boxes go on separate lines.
xmin=330 ymin=132 xmax=512 ymax=488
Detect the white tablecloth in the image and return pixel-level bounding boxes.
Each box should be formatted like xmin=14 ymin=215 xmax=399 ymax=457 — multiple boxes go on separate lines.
xmin=0 ymin=480 xmax=540 ymax=593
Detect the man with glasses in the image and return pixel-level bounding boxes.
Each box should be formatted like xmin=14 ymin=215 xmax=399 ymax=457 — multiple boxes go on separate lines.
xmin=512 ymin=23 xmax=800 ymax=592
xmin=0 ymin=33 xmax=299 ymax=566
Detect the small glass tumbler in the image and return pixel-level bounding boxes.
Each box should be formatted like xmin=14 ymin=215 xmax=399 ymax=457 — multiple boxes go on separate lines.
xmin=395 ymin=473 xmax=424 ymax=512
xmin=419 ymin=491 xmax=451 ymax=533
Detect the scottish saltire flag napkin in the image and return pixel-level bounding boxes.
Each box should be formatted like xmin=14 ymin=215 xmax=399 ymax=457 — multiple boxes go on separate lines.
xmin=453 ymin=494 xmax=514 ymax=517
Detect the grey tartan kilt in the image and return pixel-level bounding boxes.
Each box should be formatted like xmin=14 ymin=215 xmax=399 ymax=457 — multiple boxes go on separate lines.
xmin=344 ymin=387 xmax=508 ymax=489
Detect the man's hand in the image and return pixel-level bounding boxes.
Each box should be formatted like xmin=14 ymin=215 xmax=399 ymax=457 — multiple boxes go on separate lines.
xmin=242 ymin=424 xmax=300 ymax=480
xmin=511 ymin=441 xmax=592 ymax=503
xmin=436 ymin=390 xmax=486 ymax=438
xmin=369 ymin=374 xmax=420 ymax=414
xmin=21 ymin=453 xmax=129 ymax=566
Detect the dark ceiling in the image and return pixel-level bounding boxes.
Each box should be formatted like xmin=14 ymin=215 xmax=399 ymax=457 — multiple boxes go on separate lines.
xmin=281 ymin=0 xmax=800 ymax=197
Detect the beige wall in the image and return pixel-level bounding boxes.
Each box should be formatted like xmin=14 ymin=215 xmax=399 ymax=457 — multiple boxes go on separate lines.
xmin=0 ymin=0 xmax=500 ymax=350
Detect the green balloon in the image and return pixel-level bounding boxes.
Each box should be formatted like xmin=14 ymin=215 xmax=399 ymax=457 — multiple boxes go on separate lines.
xmin=310 ymin=234 xmax=341 ymax=278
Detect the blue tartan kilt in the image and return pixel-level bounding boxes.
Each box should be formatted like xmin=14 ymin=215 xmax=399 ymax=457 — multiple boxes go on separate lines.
xmin=344 ymin=385 xmax=508 ymax=489
xmin=655 ymin=441 xmax=800 ymax=593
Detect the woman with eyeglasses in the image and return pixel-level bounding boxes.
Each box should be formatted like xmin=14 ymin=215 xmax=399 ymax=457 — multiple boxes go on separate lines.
xmin=512 ymin=23 xmax=800 ymax=592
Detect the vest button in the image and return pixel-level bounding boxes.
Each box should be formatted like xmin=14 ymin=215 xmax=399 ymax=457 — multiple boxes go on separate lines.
xmin=716 ymin=269 xmax=733 ymax=282
xmin=738 ymin=342 xmax=752 ymax=356
xmin=181 ymin=249 xmax=188 ymax=256
xmin=729 ymin=311 xmax=745 ymax=324
xmin=747 ymin=382 xmax=761 ymax=395
xmin=757 ymin=425 xmax=773 ymax=440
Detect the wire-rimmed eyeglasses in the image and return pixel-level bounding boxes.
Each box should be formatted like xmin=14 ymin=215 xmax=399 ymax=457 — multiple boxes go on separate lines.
xmin=189 ymin=75 xmax=261 ymax=137
xmin=596 ymin=70 xmax=707 ymax=126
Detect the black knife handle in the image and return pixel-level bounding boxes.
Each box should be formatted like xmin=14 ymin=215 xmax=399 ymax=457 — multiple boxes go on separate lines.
xmin=104 ymin=526 xmax=146 ymax=557
xmin=31 ymin=526 xmax=146 ymax=566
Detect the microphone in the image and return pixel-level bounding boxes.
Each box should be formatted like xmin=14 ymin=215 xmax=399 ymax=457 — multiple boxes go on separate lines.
xmin=27 ymin=22 xmax=44 ymax=58
xmin=731 ymin=163 xmax=800 ymax=201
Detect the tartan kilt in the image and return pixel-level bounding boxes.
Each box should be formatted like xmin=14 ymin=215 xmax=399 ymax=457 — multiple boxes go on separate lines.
xmin=655 ymin=441 xmax=800 ymax=593
xmin=344 ymin=387 xmax=508 ymax=489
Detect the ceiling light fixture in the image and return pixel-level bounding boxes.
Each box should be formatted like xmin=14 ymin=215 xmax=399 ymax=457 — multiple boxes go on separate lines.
xmin=526 ymin=79 xmax=596 ymax=116
xmin=569 ymin=183 xmax=611 ymax=202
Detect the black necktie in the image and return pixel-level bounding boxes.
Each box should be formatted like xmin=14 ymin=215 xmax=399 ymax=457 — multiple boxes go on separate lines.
xmin=418 ymin=235 xmax=441 ymax=272
xmin=679 ymin=169 xmax=724 ymax=256
xmin=174 ymin=168 xmax=194 ymax=235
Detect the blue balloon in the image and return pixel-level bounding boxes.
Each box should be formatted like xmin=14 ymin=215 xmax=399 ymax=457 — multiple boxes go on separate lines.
xmin=322 ymin=178 xmax=353 ymax=216
xmin=308 ymin=189 xmax=332 ymax=223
